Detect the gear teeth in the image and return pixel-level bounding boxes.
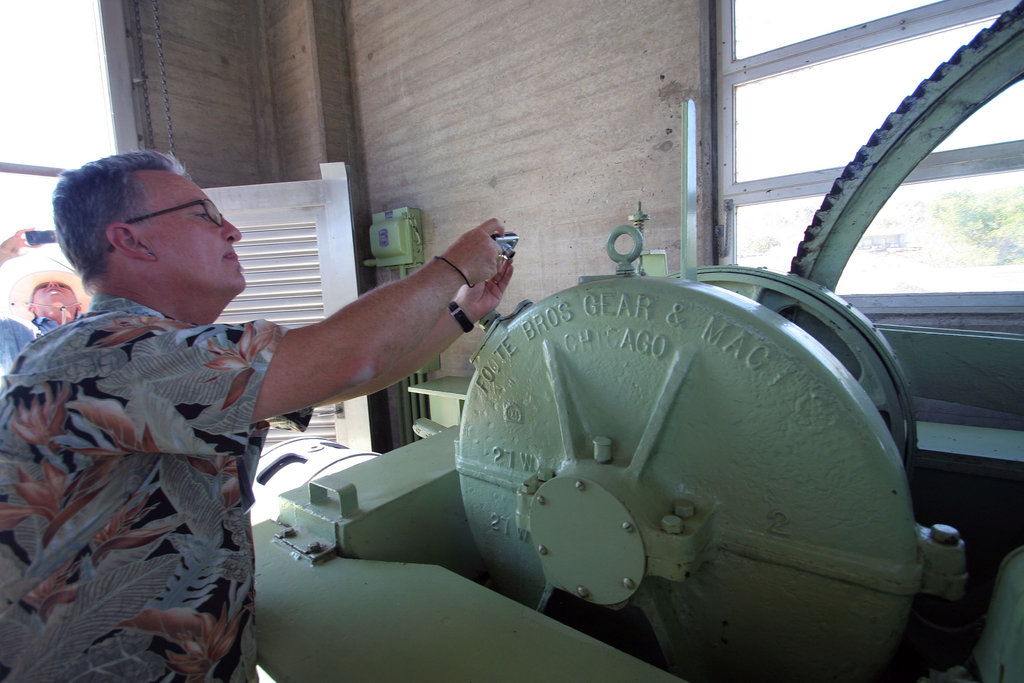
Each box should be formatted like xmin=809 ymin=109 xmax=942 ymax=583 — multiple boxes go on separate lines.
xmin=789 ymin=0 xmax=1024 ymax=284
xmin=841 ymin=161 xmax=863 ymax=180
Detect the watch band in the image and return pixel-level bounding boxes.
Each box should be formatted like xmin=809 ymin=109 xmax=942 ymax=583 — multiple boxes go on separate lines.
xmin=447 ymin=301 xmax=474 ymax=333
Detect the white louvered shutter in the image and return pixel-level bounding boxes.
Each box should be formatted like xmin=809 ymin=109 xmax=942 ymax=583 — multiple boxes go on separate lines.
xmin=205 ymin=163 xmax=371 ymax=451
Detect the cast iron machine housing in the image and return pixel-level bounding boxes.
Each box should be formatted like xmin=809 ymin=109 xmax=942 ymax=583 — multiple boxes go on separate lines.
xmin=253 ymin=4 xmax=1024 ymax=681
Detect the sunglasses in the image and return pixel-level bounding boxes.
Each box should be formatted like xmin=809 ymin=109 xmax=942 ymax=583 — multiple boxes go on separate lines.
xmin=125 ymin=198 xmax=223 ymax=226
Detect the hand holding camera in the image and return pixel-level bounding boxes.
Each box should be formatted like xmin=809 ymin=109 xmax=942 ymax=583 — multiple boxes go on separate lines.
xmin=0 ymin=229 xmax=56 ymax=265
xmin=25 ymin=230 xmax=56 ymax=246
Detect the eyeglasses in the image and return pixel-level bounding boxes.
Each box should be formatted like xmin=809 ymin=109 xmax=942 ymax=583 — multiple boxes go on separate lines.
xmin=125 ymin=198 xmax=223 ymax=226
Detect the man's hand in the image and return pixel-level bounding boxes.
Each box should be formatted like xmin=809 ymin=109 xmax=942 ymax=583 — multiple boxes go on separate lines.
xmin=456 ymin=258 xmax=514 ymax=321
xmin=0 ymin=229 xmax=32 ymax=265
xmin=438 ymin=218 xmax=506 ymax=286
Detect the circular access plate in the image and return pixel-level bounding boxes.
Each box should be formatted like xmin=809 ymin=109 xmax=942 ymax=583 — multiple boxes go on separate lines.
xmin=530 ymin=476 xmax=645 ymax=605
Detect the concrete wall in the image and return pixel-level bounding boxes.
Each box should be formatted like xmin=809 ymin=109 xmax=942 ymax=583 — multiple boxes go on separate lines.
xmin=349 ymin=0 xmax=708 ymax=375
xmin=126 ymin=0 xmax=376 ymax=278
xmin=126 ymin=0 xmax=268 ymax=186
xmin=126 ymin=1 xmax=364 ymax=188
xmin=126 ymin=0 xmax=709 ymax=371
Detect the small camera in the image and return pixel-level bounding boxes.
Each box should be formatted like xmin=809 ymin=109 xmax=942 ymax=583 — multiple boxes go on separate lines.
xmin=25 ymin=230 xmax=56 ymax=246
xmin=493 ymin=232 xmax=519 ymax=259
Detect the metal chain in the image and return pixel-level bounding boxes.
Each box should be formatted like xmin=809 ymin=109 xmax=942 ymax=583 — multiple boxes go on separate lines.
xmin=132 ymin=0 xmax=154 ymax=149
xmin=151 ymin=0 xmax=174 ymax=156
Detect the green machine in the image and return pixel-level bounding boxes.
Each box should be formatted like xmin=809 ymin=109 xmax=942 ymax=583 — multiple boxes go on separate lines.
xmin=254 ymin=5 xmax=1023 ymax=682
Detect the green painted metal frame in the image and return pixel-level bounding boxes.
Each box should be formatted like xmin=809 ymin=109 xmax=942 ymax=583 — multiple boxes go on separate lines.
xmin=253 ymin=519 xmax=682 ymax=682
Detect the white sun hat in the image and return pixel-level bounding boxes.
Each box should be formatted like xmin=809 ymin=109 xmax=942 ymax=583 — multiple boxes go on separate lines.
xmin=1 ymin=247 xmax=90 ymax=321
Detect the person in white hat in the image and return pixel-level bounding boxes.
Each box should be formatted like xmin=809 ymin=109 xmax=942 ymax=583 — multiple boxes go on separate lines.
xmin=0 ymin=234 xmax=89 ymax=373
xmin=11 ymin=270 xmax=87 ymax=327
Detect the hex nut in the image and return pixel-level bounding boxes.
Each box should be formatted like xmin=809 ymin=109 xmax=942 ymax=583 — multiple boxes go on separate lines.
xmin=661 ymin=514 xmax=684 ymax=534
xmin=674 ymin=498 xmax=696 ymax=519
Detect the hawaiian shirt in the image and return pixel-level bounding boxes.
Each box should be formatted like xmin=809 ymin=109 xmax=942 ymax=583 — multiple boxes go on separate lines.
xmin=0 ymin=294 xmax=309 ymax=682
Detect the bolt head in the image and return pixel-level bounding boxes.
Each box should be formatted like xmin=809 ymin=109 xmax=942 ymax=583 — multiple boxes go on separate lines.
xmin=661 ymin=514 xmax=684 ymax=534
xmin=576 ymin=585 xmax=590 ymax=599
xmin=575 ymin=480 xmax=586 ymax=491
xmin=538 ymin=544 xmax=548 ymax=555
xmin=536 ymin=495 xmax=546 ymax=505
xmin=623 ymin=577 xmax=636 ymax=590
xmin=622 ymin=521 xmax=634 ymax=532
xmin=674 ymin=498 xmax=696 ymax=519
xmin=930 ymin=523 xmax=961 ymax=545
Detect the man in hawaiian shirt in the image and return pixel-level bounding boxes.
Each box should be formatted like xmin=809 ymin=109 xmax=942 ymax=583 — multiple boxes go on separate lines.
xmin=0 ymin=151 xmax=513 ymax=681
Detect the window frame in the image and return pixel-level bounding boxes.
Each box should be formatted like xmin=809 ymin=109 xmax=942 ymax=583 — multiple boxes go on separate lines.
xmin=99 ymin=0 xmax=141 ymax=154
xmin=0 ymin=0 xmax=136 ymax=180
xmin=715 ymin=0 xmax=1023 ymax=266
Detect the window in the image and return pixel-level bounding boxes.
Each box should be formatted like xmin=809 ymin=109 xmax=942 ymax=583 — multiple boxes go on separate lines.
xmin=718 ymin=0 xmax=1024 ymax=295
xmin=0 ymin=0 xmax=134 ymax=236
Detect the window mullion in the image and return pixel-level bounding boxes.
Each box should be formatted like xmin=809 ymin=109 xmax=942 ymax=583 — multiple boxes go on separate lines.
xmin=722 ymin=0 xmax=1012 ymax=81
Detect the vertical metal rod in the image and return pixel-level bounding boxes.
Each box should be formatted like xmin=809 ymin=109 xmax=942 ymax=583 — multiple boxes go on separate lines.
xmin=419 ymin=375 xmax=428 ymax=421
xmin=396 ymin=264 xmax=415 ymax=443
xmin=681 ymin=99 xmax=698 ymax=280
xmin=414 ymin=372 xmax=428 ymax=423
xmin=397 ymin=378 xmax=411 ymax=445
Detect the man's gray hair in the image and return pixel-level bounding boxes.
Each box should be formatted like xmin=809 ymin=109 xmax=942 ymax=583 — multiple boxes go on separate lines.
xmin=53 ymin=151 xmax=188 ymax=287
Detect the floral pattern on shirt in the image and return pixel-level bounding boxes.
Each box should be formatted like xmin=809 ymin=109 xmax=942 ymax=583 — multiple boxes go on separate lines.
xmin=0 ymin=294 xmax=308 ymax=682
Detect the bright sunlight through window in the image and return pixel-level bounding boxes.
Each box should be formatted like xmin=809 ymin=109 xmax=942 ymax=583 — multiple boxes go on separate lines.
xmin=0 ymin=0 xmax=117 ymax=233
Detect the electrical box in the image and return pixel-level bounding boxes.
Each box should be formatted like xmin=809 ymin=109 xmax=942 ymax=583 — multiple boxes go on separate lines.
xmin=640 ymin=249 xmax=668 ymax=276
xmin=364 ymin=207 xmax=423 ymax=268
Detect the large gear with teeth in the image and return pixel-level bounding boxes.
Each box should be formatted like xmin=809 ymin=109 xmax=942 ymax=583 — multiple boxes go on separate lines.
xmin=790 ymin=1 xmax=1024 ymax=290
